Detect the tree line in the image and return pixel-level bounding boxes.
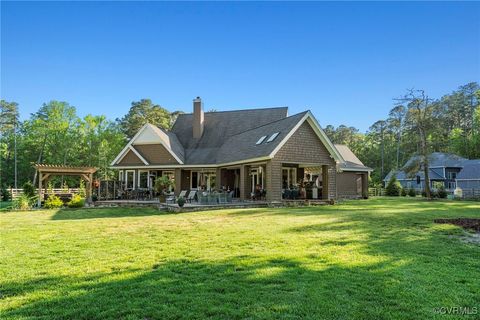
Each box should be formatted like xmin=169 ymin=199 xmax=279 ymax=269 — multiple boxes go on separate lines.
xmin=1 ymin=82 xmax=479 ymax=193
xmin=0 ymin=99 xmax=182 ymax=189
xmin=324 ymin=82 xmax=480 ymax=193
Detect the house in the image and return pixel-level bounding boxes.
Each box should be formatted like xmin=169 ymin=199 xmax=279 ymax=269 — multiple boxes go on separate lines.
xmin=110 ymin=97 xmax=372 ymax=202
xmin=456 ymin=160 xmax=480 ymax=190
xmin=383 ymin=152 xmax=480 ymax=191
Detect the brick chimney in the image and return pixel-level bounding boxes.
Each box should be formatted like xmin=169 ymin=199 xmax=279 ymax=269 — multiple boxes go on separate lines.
xmin=193 ymin=97 xmax=204 ymax=139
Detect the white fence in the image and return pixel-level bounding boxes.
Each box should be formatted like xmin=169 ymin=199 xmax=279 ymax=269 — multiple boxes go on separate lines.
xmin=461 ymin=188 xmax=480 ymax=200
xmin=368 ymin=188 xmax=385 ymax=197
xmin=9 ymin=188 xmax=80 ymax=199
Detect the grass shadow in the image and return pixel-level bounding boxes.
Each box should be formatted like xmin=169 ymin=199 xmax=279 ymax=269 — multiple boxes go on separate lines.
xmin=2 ymin=257 xmax=465 ymax=320
xmin=51 ymin=207 xmax=168 ymax=220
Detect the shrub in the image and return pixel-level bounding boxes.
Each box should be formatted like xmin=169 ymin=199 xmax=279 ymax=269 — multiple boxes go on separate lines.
xmin=408 ymin=188 xmax=416 ymax=197
xmin=385 ymin=176 xmax=401 ymax=196
xmin=23 ymin=181 xmax=36 ymax=198
xmin=78 ymin=180 xmax=86 ymax=197
xmin=67 ymin=194 xmax=85 ymax=208
xmin=154 ymin=176 xmax=173 ymax=194
xmin=177 ymin=196 xmax=185 ymax=207
xmin=44 ymin=195 xmax=63 ymax=209
xmin=12 ymin=194 xmax=33 ymax=210
xmin=437 ymin=185 xmax=448 ymax=199
xmin=401 ymin=188 xmax=407 ymax=196
xmin=1 ymin=186 xmax=12 ymax=201
xmin=421 ymin=190 xmax=427 ymax=197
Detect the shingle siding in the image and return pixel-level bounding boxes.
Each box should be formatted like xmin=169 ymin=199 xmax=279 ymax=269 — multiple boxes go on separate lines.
xmin=117 ymin=150 xmax=144 ymax=166
xmin=134 ymin=144 xmax=179 ymax=165
xmin=267 ymin=121 xmax=337 ymax=201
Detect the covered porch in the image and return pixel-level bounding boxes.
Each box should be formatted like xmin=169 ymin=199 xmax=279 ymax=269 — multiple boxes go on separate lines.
xmin=110 ymin=161 xmax=334 ymax=204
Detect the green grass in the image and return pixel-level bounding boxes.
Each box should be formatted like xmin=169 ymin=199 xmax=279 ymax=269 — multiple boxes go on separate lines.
xmin=1 ymin=198 xmax=479 ymax=319
xmin=0 ymin=201 xmax=12 ymax=211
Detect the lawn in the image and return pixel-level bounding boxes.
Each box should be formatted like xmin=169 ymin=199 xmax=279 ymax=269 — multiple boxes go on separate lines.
xmin=1 ymin=198 xmax=479 ymax=320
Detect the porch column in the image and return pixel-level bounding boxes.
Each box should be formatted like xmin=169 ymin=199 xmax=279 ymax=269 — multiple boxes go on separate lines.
xmin=174 ymin=169 xmax=182 ymax=196
xmin=322 ymin=165 xmax=329 ymax=200
xmin=239 ymin=165 xmax=250 ymax=200
xmin=362 ymin=173 xmax=369 ymax=199
xmin=216 ymin=168 xmax=222 ymax=190
xmin=266 ymin=161 xmax=282 ymax=202
xmin=86 ymin=173 xmax=93 ymax=204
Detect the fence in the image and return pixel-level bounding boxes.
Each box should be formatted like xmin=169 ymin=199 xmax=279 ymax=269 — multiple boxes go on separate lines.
xmin=9 ymin=188 xmax=80 ymax=199
xmin=461 ymin=188 xmax=480 ymax=200
xmin=368 ymin=188 xmax=385 ymax=197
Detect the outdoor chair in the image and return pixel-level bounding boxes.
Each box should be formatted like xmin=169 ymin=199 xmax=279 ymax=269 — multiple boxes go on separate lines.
xmin=186 ymin=190 xmax=197 ymax=203
xmin=178 ymin=190 xmax=187 ymax=200
xmin=218 ymin=192 xmax=227 ymax=204
xmin=227 ymin=191 xmax=234 ymax=203
xmin=165 ymin=192 xmax=175 ymax=204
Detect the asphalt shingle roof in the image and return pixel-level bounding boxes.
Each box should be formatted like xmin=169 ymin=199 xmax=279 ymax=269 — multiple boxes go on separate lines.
xmin=457 ymin=160 xmax=480 ymax=180
xmin=384 ymin=152 xmax=480 ymax=182
xmin=335 ymin=144 xmax=372 ymax=171
xmin=170 ymin=107 xmax=290 ymax=164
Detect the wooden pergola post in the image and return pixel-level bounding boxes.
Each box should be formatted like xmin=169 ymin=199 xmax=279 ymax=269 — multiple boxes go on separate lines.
xmin=37 ymin=171 xmax=42 ymax=207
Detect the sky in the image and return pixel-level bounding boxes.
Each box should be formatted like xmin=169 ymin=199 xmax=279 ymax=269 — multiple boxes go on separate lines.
xmin=1 ymin=1 xmax=479 ymax=132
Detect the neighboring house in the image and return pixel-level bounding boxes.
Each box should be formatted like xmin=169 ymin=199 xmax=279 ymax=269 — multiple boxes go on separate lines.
xmin=456 ymin=160 xmax=480 ymax=190
xmin=383 ymin=152 xmax=480 ymax=191
xmin=110 ymin=97 xmax=372 ymax=201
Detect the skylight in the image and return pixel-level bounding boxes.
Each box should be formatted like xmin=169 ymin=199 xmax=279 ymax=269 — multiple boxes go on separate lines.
xmin=256 ymin=135 xmax=268 ymax=145
xmin=266 ymin=132 xmax=280 ymax=143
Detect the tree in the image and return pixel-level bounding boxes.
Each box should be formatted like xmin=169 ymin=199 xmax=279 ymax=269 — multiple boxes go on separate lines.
xmin=398 ymin=89 xmax=436 ymax=199
xmin=369 ymin=120 xmax=388 ymax=181
xmin=388 ymin=105 xmax=406 ymax=169
xmin=385 ymin=176 xmax=401 ymax=196
xmin=0 ymin=100 xmax=20 ymax=188
xmin=118 ymin=99 xmax=172 ymax=138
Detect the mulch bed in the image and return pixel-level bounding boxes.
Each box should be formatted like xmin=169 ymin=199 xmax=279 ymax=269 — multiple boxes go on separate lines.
xmin=434 ymin=218 xmax=480 ymax=232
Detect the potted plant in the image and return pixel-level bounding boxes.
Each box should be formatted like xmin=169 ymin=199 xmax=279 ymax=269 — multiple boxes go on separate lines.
xmin=154 ymin=176 xmax=173 ymax=203
xmin=177 ymin=196 xmax=186 ymax=208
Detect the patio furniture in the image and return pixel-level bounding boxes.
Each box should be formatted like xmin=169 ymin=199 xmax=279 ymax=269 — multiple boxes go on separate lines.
xmin=178 ymin=190 xmax=187 ymax=199
xmin=227 ymin=191 xmax=234 ymax=203
xmin=218 ymin=192 xmax=227 ymax=204
xmin=207 ymin=194 xmax=217 ymax=205
xmin=165 ymin=192 xmax=175 ymax=204
xmin=187 ymin=190 xmax=197 ymax=203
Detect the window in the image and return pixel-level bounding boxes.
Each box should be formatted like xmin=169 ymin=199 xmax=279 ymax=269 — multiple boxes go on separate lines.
xmin=446 ymin=171 xmax=457 ymax=180
xmin=266 ymin=132 xmax=280 ymax=143
xmin=138 ymin=170 xmax=149 ymax=189
xmin=126 ymin=170 xmax=135 ymax=189
xmin=119 ymin=170 xmax=124 ymax=182
xmin=282 ymin=167 xmax=297 ymax=189
xmin=256 ymin=135 xmax=267 ymax=145
xmin=191 ymin=171 xmax=216 ymax=191
xmin=250 ymin=167 xmax=264 ymax=192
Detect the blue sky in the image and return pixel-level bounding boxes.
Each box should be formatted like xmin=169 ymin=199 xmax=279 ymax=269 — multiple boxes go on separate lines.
xmin=1 ymin=1 xmax=479 ymax=132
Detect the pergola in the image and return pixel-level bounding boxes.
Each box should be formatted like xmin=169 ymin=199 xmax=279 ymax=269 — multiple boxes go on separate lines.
xmin=34 ymin=164 xmax=97 ymax=207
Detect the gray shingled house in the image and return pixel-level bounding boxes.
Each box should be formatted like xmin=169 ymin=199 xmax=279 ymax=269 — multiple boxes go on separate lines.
xmin=111 ymin=97 xmax=372 ymax=202
xmin=384 ymin=152 xmax=480 ymax=191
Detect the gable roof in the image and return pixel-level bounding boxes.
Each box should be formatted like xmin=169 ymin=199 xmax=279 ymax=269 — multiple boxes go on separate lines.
xmin=335 ymin=144 xmax=372 ymax=172
xmin=383 ymin=152 xmax=479 ymax=182
xmin=404 ymin=152 xmax=468 ymax=169
xmin=111 ymin=124 xmax=184 ymax=166
xmin=111 ymin=106 xmax=353 ymax=167
xmin=215 ymin=111 xmax=308 ymax=164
